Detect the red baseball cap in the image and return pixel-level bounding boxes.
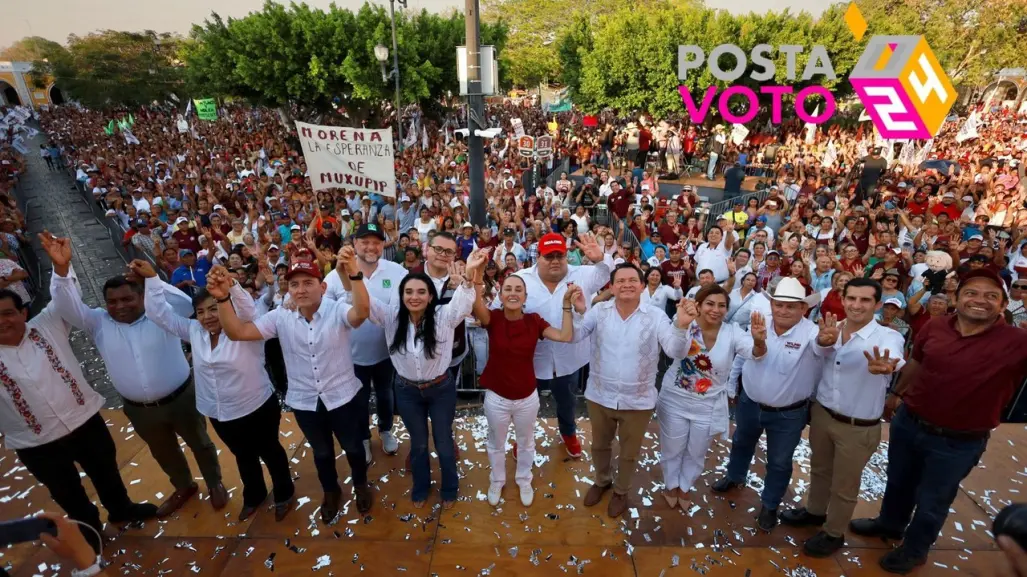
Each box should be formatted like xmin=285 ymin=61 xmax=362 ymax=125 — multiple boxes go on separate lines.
xmin=285 ymin=260 xmax=322 ymax=281
xmin=956 ymin=268 xmax=1007 ymax=297
xmin=538 ymin=233 xmax=567 ymax=257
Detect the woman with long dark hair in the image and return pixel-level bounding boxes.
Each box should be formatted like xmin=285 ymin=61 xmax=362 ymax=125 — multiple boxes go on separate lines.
xmin=136 ymin=262 xmax=294 ymax=522
xmin=365 ymin=249 xmax=488 ymax=509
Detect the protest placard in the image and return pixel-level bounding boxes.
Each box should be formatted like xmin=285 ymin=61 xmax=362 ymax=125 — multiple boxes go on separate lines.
xmin=295 ymin=121 xmax=396 ymax=197
xmin=194 ymin=99 xmax=218 ymax=121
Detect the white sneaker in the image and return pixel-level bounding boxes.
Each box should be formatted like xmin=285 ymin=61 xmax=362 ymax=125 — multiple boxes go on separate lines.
xmin=487 ymin=483 xmax=503 ymax=507
xmin=381 ymin=430 xmax=399 ymax=455
xmin=519 ymin=483 xmax=534 ymax=507
xmin=363 ymin=439 xmax=372 ymax=465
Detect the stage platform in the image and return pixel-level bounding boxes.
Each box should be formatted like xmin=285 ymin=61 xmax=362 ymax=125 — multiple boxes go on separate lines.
xmin=0 ymin=410 xmax=1017 ymax=576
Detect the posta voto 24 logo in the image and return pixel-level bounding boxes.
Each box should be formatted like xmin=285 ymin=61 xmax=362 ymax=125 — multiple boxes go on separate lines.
xmin=844 ymin=2 xmax=956 ymax=139
xmin=675 ymin=2 xmax=956 ymax=140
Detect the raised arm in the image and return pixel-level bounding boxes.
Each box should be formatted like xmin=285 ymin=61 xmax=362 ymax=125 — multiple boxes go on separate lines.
xmin=574 ymin=233 xmax=616 ymax=294
xmin=137 ymin=265 xmax=193 ymax=341
xmin=40 ymin=232 xmax=103 ymax=334
xmin=336 ymin=246 xmax=369 ymax=329
xmin=208 ymin=271 xmax=268 ymax=341
xmin=541 ymin=283 xmax=579 ymax=343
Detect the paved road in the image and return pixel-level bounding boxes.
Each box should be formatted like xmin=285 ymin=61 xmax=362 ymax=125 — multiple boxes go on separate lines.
xmin=16 ymin=134 xmax=125 ymax=407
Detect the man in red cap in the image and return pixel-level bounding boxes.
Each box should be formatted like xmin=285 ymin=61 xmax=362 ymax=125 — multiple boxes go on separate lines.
xmin=499 ymin=231 xmax=611 ymax=458
xmin=216 ymin=247 xmax=374 ymax=524
xmin=851 ymin=269 xmax=1027 ymax=573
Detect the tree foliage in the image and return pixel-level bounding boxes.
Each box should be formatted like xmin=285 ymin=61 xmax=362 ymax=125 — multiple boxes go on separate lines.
xmin=0 ymin=36 xmax=63 ymax=63
xmin=180 ymin=1 xmax=507 ymax=123
xmin=29 ymin=31 xmax=182 ymax=109
xmin=853 ymin=0 xmax=1027 ymax=86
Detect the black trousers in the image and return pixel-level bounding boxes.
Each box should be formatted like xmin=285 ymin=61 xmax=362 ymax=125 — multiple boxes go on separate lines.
xmin=293 ymin=396 xmax=368 ymax=493
xmin=210 ymin=395 xmax=295 ymax=508
xmin=354 ymin=359 xmax=396 ymax=441
xmin=264 ymin=339 xmax=288 ymax=396
xmin=16 ymin=412 xmax=134 ymax=553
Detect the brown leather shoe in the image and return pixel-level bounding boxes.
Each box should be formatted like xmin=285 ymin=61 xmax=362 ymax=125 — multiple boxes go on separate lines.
xmin=354 ymin=485 xmax=373 ymax=514
xmin=274 ymin=496 xmax=295 ymax=522
xmin=607 ymin=492 xmax=628 ymax=518
xmin=208 ymin=483 xmax=229 ymax=511
xmin=583 ymin=483 xmax=612 ymax=507
xmin=320 ymin=490 xmax=342 ymax=524
xmin=156 ymin=484 xmax=198 ymax=519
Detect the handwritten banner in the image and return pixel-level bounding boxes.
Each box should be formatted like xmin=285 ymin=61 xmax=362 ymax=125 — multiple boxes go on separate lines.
xmin=295 ymin=121 xmax=396 ymax=197
xmin=193 ymin=99 xmax=217 ymax=121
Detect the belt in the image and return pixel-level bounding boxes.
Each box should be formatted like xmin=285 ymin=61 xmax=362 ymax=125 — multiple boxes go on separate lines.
xmin=123 ymin=379 xmax=190 ymax=408
xmin=757 ymin=398 xmax=809 ymax=412
xmin=396 ymin=373 xmax=447 ymax=390
xmin=905 ymin=407 xmax=991 ymax=441
xmin=821 ymin=404 xmax=880 ymax=427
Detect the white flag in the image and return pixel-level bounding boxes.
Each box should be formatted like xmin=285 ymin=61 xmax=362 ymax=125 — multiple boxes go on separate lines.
xmin=804 ymin=105 xmax=820 ymax=144
xmin=857 ymin=139 xmax=869 ymax=159
xmin=882 ymin=140 xmax=895 ymax=163
xmin=956 ymin=111 xmax=980 ymax=143
xmin=185 ymin=99 xmax=192 ymax=116
xmin=822 ymin=140 xmax=838 ymax=167
xmin=898 ymin=140 xmax=916 ymax=166
xmin=403 ymin=120 xmax=417 ymax=149
xmin=914 ymin=139 xmax=933 ymax=165
xmin=421 ymin=125 xmax=428 ymax=150
xmin=124 ymin=129 xmax=140 ymax=146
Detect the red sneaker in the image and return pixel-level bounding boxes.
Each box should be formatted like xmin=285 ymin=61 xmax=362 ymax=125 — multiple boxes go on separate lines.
xmin=562 ymin=434 xmax=582 ymax=459
xmin=512 ymin=441 xmax=518 ymax=461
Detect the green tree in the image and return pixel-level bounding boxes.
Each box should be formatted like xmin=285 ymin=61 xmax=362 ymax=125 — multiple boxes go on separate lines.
xmin=854 ymin=0 xmax=1027 ymax=85
xmin=0 ymin=36 xmax=63 ymax=62
xmin=30 ymin=31 xmax=181 ymax=109
xmin=555 ymin=15 xmax=593 ymax=104
xmin=181 ymin=1 xmax=506 ymax=124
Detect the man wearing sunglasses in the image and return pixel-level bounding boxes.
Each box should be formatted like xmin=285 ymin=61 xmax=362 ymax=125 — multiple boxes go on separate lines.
xmin=1009 ymin=280 xmax=1027 ymax=327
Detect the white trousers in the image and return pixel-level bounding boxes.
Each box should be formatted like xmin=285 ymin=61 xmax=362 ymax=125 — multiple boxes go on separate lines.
xmin=657 ymin=398 xmax=716 ymax=492
xmin=484 ymin=390 xmax=539 ymax=487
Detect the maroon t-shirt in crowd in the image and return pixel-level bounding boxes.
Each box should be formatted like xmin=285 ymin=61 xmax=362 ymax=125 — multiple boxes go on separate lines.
xmin=610 ymin=189 xmax=633 ymax=219
xmin=480 ymin=312 xmax=550 ymax=400
xmin=903 ymin=315 xmax=1027 ymax=431
xmin=661 ymin=259 xmax=690 ymax=286
xmin=172 ymin=228 xmax=202 ymax=252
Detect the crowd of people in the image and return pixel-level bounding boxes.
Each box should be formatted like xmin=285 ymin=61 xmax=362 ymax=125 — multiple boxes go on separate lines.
xmin=0 ymin=94 xmax=1022 ymax=576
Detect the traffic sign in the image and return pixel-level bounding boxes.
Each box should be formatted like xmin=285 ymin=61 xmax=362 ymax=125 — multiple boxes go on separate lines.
xmin=518 ymin=135 xmax=535 ymax=158
xmin=535 ymin=135 xmax=553 ymax=157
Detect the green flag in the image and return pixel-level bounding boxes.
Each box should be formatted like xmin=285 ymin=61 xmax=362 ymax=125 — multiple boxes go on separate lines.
xmin=127 ymin=113 xmax=135 ymax=126
xmin=103 ymin=120 xmax=113 ymax=136
xmin=193 ymin=99 xmax=217 ymax=121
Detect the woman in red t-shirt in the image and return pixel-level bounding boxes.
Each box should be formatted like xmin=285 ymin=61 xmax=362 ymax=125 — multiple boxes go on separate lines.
xmin=471 ymin=275 xmax=581 ymax=509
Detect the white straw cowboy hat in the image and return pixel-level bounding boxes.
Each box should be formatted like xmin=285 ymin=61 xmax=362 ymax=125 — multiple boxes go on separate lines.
xmin=770 ymin=277 xmax=820 ymax=307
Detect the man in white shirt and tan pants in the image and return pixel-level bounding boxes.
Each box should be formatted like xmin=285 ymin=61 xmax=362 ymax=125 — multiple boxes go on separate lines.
xmin=44 ymin=232 xmax=226 ymax=519
xmin=0 ymin=235 xmax=158 ymax=553
xmin=571 ymin=263 xmax=697 ymax=517
xmin=779 ymin=277 xmax=904 ymax=557
xmin=712 ymin=277 xmax=824 ymax=532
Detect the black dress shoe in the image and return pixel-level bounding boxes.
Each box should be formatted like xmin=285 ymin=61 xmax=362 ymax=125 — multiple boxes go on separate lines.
xmin=879 ymin=546 xmax=927 ymax=574
xmin=354 ymin=485 xmax=373 ymax=514
xmin=320 ymin=490 xmax=342 ymax=524
xmin=803 ymin=530 xmax=845 ymax=557
xmin=109 ymin=502 xmax=159 ymax=524
xmin=274 ymin=496 xmax=294 ymax=522
xmin=779 ymin=507 xmax=827 ymax=527
xmin=849 ymin=517 xmax=904 ymax=540
xmin=757 ymin=505 xmax=778 ymax=532
xmin=711 ymin=477 xmax=741 ymax=493
xmin=238 ymin=505 xmax=259 ymax=522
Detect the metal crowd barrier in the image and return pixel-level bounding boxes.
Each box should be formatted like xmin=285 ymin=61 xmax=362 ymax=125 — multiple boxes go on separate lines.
xmin=70 ymin=178 xmax=168 ymax=282
xmin=701 ymin=189 xmax=773 ymax=234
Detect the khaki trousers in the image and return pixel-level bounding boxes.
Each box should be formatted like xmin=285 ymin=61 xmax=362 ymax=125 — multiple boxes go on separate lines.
xmin=805 ymin=402 xmax=882 ymax=537
xmin=587 ymin=400 xmax=652 ymax=495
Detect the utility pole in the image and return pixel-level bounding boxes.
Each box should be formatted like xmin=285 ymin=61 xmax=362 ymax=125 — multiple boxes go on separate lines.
xmin=390 ymin=0 xmax=405 ymax=150
xmin=465 ymin=0 xmax=486 ymax=228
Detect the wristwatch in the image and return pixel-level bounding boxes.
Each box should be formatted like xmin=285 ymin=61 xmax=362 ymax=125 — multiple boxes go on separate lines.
xmin=348 ymin=272 xmax=364 ymax=281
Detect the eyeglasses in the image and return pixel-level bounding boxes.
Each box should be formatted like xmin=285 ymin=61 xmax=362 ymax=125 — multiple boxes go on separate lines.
xmin=430 ymin=245 xmax=457 ymax=257
xmin=1013 ymin=284 xmax=1027 ymax=290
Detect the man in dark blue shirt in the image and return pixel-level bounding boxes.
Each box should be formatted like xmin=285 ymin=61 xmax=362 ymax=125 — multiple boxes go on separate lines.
xmin=723 ymin=162 xmax=746 ymax=194
xmin=170 ymin=249 xmax=212 ymax=295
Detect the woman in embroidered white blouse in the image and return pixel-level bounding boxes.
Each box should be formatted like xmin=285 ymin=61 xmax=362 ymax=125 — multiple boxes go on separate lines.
xmin=657 ymin=284 xmax=763 ymax=509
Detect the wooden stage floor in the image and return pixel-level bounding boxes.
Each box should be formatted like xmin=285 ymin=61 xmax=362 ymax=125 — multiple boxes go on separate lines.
xmin=0 ymin=410 xmax=1019 ymax=576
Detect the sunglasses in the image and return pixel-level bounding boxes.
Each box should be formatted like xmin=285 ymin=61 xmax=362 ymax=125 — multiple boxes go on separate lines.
xmin=1013 ymin=284 xmax=1027 ymax=290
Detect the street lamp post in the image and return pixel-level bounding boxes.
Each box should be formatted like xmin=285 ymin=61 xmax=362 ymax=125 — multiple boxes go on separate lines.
xmin=379 ymin=0 xmax=406 ymax=150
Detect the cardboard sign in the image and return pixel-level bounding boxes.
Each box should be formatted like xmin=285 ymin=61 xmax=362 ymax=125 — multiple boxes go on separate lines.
xmin=295 ymin=121 xmax=396 ymax=197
